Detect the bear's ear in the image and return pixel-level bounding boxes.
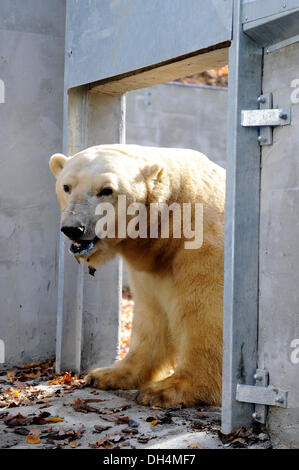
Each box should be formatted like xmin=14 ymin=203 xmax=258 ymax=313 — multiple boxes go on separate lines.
xmin=143 ymin=163 xmax=165 ymax=182
xmin=49 ymin=153 xmax=69 ymax=177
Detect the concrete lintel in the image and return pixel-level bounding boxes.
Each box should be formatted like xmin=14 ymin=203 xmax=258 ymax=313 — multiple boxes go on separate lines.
xmin=90 ymin=45 xmax=229 ymax=96
xmin=65 ymin=0 xmax=232 ymax=89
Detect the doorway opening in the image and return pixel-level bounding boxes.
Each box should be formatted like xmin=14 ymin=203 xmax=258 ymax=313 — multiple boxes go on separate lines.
xmin=120 ymin=65 xmax=228 ymax=358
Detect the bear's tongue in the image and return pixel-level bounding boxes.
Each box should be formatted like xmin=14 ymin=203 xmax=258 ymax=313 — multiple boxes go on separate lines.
xmin=69 ymin=239 xmax=96 ymax=256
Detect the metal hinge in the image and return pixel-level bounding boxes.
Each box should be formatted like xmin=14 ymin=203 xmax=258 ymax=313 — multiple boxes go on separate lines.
xmin=241 ymin=93 xmax=291 ymax=146
xmin=236 ymin=369 xmax=288 ymax=424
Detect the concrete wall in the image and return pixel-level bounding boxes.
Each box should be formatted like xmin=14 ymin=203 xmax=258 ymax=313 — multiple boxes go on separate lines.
xmin=259 ymin=42 xmax=299 ymax=447
xmin=126 ymin=82 xmax=227 ymax=168
xmin=0 ymin=0 xmax=66 ymax=367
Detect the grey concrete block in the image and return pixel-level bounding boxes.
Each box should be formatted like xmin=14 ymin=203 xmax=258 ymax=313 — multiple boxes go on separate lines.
xmin=0 ymin=2 xmax=65 ymax=366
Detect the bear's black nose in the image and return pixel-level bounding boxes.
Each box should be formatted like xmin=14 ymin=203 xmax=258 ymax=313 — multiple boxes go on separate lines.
xmin=61 ymin=225 xmax=85 ymax=241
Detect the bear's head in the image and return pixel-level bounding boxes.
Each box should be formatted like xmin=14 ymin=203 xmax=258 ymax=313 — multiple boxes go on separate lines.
xmin=49 ymin=146 xmax=167 ymax=267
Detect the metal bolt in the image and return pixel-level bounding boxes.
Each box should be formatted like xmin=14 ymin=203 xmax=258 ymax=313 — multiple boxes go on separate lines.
xmin=257 ymin=96 xmax=266 ymax=104
xmin=258 ymin=136 xmax=266 ymax=144
xmin=279 ymin=112 xmax=288 ymax=120
xmin=254 ymin=373 xmax=263 ymax=381
xmin=275 ymin=395 xmax=284 ymax=404
xmin=252 ymin=412 xmax=260 ymax=420
xmin=67 ymin=50 xmax=73 ymax=57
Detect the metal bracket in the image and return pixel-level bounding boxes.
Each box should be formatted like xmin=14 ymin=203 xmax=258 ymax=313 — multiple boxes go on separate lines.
xmin=236 ymin=369 xmax=288 ymax=424
xmin=241 ymin=93 xmax=291 ymax=145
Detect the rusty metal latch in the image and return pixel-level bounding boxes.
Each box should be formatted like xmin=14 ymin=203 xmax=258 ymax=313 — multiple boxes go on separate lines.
xmin=236 ymin=369 xmax=288 ymax=424
xmin=241 ymin=93 xmax=291 ymax=146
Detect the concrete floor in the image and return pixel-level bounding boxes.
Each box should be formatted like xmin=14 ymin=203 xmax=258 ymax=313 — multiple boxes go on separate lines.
xmin=0 ymin=377 xmax=275 ymax=450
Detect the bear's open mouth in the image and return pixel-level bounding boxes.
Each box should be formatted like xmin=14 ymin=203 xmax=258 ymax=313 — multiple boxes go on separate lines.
xmin=69 ymin=236 xmax=99 ymax=257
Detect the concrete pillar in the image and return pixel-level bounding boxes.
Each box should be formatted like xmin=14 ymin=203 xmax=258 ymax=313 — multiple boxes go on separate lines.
xmin=81 ymin=91 xmax=125 ymax=372
xmin=56 ymin=87 xmax=125 ymax=373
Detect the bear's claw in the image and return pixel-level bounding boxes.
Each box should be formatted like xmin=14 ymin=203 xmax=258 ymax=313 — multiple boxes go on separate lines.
xmin=135 ymin=390 xmax=159 ymax=407
xmin=83 ymin=366 xmax=141 ymax=390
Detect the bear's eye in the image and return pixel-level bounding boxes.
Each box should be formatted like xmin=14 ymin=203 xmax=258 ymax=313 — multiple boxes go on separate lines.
xmin=63 ymin=184 xmax=71 ymax=193
xmin=97 ymin=187 xmax=113 ymax=197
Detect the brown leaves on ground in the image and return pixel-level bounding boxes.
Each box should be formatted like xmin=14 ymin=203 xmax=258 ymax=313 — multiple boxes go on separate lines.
xmin=0 ymin=385 xmax=49 ymax=410
xmin=71 ymin=397 xmax=104 ymax=413
xmin=48 ymin=371 xmax=77 ymax=385
xmin=93 ymin=425 xmax=112 ymax=433
xmin=0 ymin=359 xmax=84 ymax=410
xmin=70 ymin=400 xmax=131 ymax=417
xmin=89 ymin=432 xmax=127 ymax=449
xmin=4 ymin=411 xmax=52 ymax=427
xmin=137 ymin=435 xmax=156 ymax=444
xmin=2 ymin=409 xmax=84 ymax=448
xmin=45 ymin=425 xmax=84 ymax=446
xmin=191 ymin=418 xmax=263 ymax=448
xmin=88 ymin=409 xmax=177 ymax=448
xmin=217 ymin=426 xmax=260 ymax=448
xmin=146 ymin=412 xmax=173 ymax=426
xmin=6 ymin=357 xmax=56 ymax=383
xmin=0 ymin=292 xmax=131 ymax=410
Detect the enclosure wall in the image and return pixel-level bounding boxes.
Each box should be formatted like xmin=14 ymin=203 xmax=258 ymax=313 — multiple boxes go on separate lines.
xmin=126 ymin=83 xmax=227 ymax=168
xmin=259 ymin=41 xmax=299 ymax=447
xmin=0 ymin=0 xmax=66 ymax=366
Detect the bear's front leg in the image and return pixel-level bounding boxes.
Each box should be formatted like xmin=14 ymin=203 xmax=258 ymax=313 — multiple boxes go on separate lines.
xmin=84 ymin=294 xmax=172 ymax=390
xmin=137 ymin=310 xmax=223 ymax=407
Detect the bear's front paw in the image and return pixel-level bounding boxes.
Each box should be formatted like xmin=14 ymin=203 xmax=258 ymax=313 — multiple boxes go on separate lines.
xmin=135 ymin=376 xmax=191 ymax=408
xmin=136 ymin=374 xmax=215 ymax=408
xmin=84 ymin=366 xmax=139 ymax=390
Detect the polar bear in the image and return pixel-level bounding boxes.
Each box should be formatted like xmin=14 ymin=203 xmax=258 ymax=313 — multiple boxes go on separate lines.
xmin=50 ymin=144 xmax=225 ymax=407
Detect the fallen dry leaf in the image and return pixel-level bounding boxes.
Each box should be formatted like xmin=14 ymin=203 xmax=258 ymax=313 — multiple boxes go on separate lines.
xmin=48 ymin=371 xmax=78 ymax=386
xmin=89 ymin=432 xmax=126 ymax=449
xmin=137 ymin=435 xmax=156 ymax=444
xmin=70 ymin=441 xmax=79 ymax=448
xmin=26 ymin=431 xmax=41 ymax=444
xmin=45 ymin=417 xmax=64 ymax=423
xmin=4 ymin=413 xmax=32 ymax=427
xmin=150 ymin=420 xmax=158 ymax=427
xmin=188 ymin=442 xmax=205 ymax=449
xmin=4 ymin=411 xmax=56 ymax=427
xmin=71 ymin=398 xmax=100 ymax=413
xmin=93 ymin=425 xmax=112 ymax=433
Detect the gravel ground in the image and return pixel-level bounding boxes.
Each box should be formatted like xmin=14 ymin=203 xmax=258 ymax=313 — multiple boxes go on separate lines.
xmin=0 ymin=376 xmax=275 ymax=450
